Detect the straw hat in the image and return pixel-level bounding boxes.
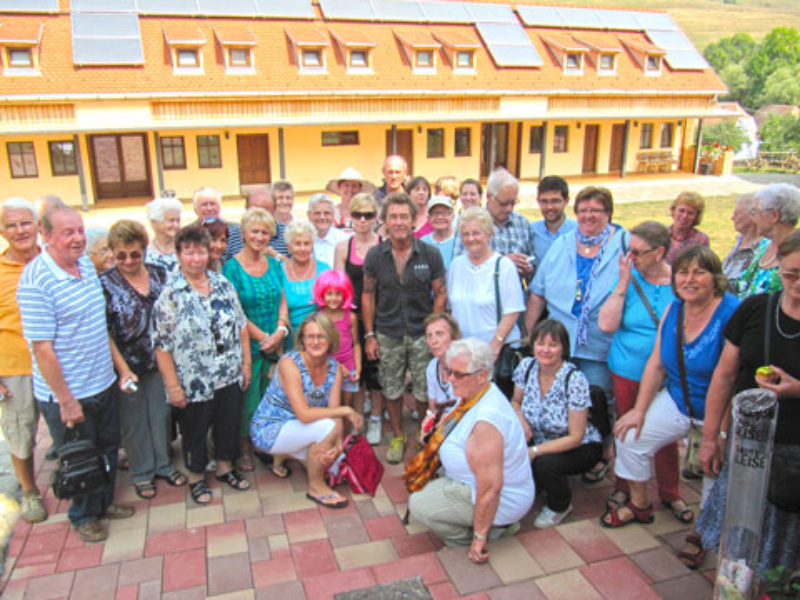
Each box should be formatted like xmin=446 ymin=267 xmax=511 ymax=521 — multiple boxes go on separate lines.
xmin=325 ymin=167 xmax=377 ymax=196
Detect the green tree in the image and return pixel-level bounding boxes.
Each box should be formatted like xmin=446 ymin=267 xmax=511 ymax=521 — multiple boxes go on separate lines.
xmin=702 ymin=121 xmax=749 ymax=152
xmin=703 ymin=33 xmax=756 ymax=72
xmin=758 ymin=114 xmax=800 ymax=152
xmin=719 ymin=63 xmax=749 ymax=103
xmin=745 ymin=27 xmax=800 ymax=108
xmin=760 ymin=65 xmax=800 ymax=106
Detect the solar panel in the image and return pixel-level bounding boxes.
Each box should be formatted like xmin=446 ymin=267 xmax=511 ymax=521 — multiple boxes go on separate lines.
xmin=73 ymin=37 xmax=144 ymax=64
xmin=136 ymin=0 xmax=199 ymax=13
xmin=476 ymin=22 xmax=543 ymax=67
xmin=476 ymin=22 xmax=529 ymax=45
xmin=71 ymin=0 xmax=136 ymax=12
xmin=634 ymin=12 xmax=678 ymax=31
xmin=596 ymin=9 xmax=640 ymax=31
xmin=370 ymin=0 xmax=425 ymax=22
xmin=419 ymin=1 xmax=472 ymax=23
xmin=196 ymin=0 xmax=258 ymax=15
xmin=556 ymin=7 xmax=602 ymax=29
xmin=319 ymin=0 xmax=375 ymax=19
xmin=0 ymin=0 xmax=58 ymax=12
xmin=464 ymin=2 xmax=515 ymax=24
xmin=255 ymin=0 xmax=315 ymax=18
xmin=72 ymin=12 xmax=141 ymax=38
xmin=647 ymin=30 xmax=693 ymax=50
xmin=486 ymin=43 xmax=543 ymax=67
xmin=663 ymin=49 xmax=708 ymax=70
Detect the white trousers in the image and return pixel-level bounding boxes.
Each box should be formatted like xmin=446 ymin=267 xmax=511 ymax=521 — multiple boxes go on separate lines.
xmin=271 ymin=418 xmax=336 ymax=461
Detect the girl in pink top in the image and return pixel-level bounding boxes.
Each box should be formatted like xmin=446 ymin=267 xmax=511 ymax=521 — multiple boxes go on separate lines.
xmin=312 ymin=271 xmax=362 ymax=412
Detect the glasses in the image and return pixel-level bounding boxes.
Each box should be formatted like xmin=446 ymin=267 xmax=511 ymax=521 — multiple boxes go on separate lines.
xmin=780 ymin=269 xmax=800 ymax=282
xmin=303 ymin=334 xmax=328 ymax=342
xmin=115 ymin=251 xmax=143 ymax=262
xmin=576 ymin=208 xmax=606 ymax=216
xmin=630 ymin=247 xmax=657 ymax=258
xmin=351 ymin=211 xmax=376 ymax=221
xmin=444 ymin=366 xmax=482 ymax=380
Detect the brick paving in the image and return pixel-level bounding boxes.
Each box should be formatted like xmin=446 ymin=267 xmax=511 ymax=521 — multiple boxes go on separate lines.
xmin=0 ymin=410 xmax=716 ymax=600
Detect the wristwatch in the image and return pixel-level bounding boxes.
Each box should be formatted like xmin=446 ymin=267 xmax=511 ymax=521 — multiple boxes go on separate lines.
xmin=473 ymin=531 xmax=486 ymax=541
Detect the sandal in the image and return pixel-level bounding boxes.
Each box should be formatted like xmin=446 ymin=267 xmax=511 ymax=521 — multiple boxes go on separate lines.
xmin=662 ymin=499 xmax=694 ymax=524
xmin=237 ymin=456 xmax=255 ymax=473
xmin=677 ymin=533 xmax=706 ymax=570
xmin=269 ymin=464 xmax=292 ymax=479
xmin=133 ymin=481 xmax=157 ymax=500
xmin=607 ymin=489 xmax=630 ymax=509
xmin=215 ymin=470 xmax=251 ymax=491
xmin=582 ymin=458 xmax=611 ymax=484
xmin=306 ymin=492 xmax=348 ymax=509
xmin=155 ymin=470 xmax=188 ymax=487
xmin=600 ymin=501 xmax=655 ymax=528
xmin=189 ymin=480 xmax=212 ymax=505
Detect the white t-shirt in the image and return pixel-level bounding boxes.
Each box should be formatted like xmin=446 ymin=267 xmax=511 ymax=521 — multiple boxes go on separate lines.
xmin=426 ymin=357 xmax=458 ymax=410
xmin=313 ymin=227 xmax=350 ymax=268
xmin=447 ymin=252 xmax=525 ymax=345
xmin=439 ymin=384 xmax=535 ymax=525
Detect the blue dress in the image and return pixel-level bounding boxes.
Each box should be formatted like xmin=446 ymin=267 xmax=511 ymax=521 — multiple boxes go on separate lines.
xmin=249 ymin=351 xmax=338 ymax=452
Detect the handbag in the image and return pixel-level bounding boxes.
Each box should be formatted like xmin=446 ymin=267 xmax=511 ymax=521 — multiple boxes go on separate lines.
xmin=676 ymin=303 xmax=704 ymax=478
xmin=326 ymin=434 xmax=384 ymax=496
xmin=52 ymin=428 xmax=112 ymax=500
xmin=762 ymin=292 xmax=800 ymax=511
xmin=492 ymin=257 xmax=526 ymax=382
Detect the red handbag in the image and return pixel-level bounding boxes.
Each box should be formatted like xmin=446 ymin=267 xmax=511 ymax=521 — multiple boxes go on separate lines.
xmin=326 ymin=434 xmax=384 ymax=496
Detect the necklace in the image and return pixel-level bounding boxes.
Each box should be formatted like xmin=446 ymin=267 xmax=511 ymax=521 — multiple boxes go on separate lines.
xmin=775 ymin=292 xmax=800 ymax=339
xmin=289 ymin=259 xmax=314 ymax=281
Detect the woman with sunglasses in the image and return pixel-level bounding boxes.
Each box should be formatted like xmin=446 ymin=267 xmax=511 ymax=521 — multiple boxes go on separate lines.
xmin=334 ymin=193 xmax=384 ymax=444
xmin=101 ymin=220 xmax=186 ymax=500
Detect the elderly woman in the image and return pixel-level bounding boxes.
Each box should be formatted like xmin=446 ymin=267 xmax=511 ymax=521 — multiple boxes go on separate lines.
xmin=736 ymin=183 xmax=800 ymax=299
xmin=448 ymin=207 xmax=525 ymax=399
xmin=308 ymin=193 xmax=348 ymax=268
xmin=102 ymin=220 xmax=185 ymax=499
xmin=606 ymin=246 xmax=739 ymax=528
xmin=86 ymin=226 xmax=114 ymax=274
xmin=406 ymin=176 xmax=433 ymax=238
xmin=333 ymin=193 xmax=383 ymax=445
xmin=419 ymin=313 xmax=462 ymax=436
xmin=153 ymin=225 xmax=251 ymax=505
xmin=512 ymin=320 xmax=602 ymax=528
xmin=666 ymin=191 xmax=710 ymax=265
xmin=406 ymin=338 xmax=534 ymax=563
xmin=201 ymin=218 xmax=229 ymax=273
xmin=598 ymin=222 xmax=688 ymax=522
xmin=223 ymin=208 xmax=289 ymax=472
xmin=694 ymin=230 xmax=800 ymax=573
xmin=250 ymin=313 xmax=362 ymax=508
xmin=722 ymin=192 xmax=763 ymax=291
xmin=281 ymin=220 xmax=331 ymax=347
xmin=145 ymin=196 xmax=183 ymax=274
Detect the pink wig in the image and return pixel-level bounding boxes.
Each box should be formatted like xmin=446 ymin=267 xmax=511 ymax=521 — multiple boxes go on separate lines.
xmin=312 ymin=269 xmax=355 ymax=310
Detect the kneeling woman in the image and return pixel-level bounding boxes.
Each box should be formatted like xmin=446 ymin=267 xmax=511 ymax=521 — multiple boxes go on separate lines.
xmin=512 ymin=320 xmax=602 ymax=528
xmin=250 ymin=313 xmax=363 ymax=509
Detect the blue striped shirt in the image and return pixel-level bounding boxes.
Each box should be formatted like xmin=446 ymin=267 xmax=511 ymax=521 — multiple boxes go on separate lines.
xmin=17 ymin=251 xmax=115 ymax=402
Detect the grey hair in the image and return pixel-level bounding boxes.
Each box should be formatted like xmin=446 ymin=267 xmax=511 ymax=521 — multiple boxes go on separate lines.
xmin=445 ymin=338 xmax=494 ymax=374
xmin=486 ymin=167 xmax=519 ymax=198
xmin=85 ymin=226 xmax=109 ymax=251
xmin=192 ymin=186 xmax=222 ymax=208
xmin=308 ymin=193 xmax=335 ymax=213
xmin=284 ymin=219 xmax=314 ymax=246
xmin=735 ymin=191 xmax=757 ymax=214
xmin=458 ymin=206 xmax=494 ymax=237
xmin=1 ymin=197 xmax=37 ymax=221
xmin=41 ymin=205 xmax=78 ymax=233
xmin=756 ymin=183 xmax=800 ymax=226
xmin=147 ymin=196 xmax=183 ymax=222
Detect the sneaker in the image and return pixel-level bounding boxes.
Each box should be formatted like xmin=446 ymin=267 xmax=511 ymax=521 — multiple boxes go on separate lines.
xmin=104 ymin=503 xmax=135 ymax=520
xmin=366 ymin=418 xmax=382 ymax=446
xmin=20 ymin=492 xmax=47 ymax=524
xmin=76 ymin=519 xmax=108 ymax=543
xmin=411 ymin=409 xmax=420 ymax=421
xmin=534 ymin=504 xmax=573 ymax=529
xmin=386 ymin=435 xmax=407 ymax=464
xmin=206 ymin=459 xmax=218 ymax=472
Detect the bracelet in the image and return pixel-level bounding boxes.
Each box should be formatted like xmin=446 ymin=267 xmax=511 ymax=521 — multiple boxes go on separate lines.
xmin=277 ymin=326 xmax=289 ymax=336
xmin=495 ymin=334 xmax=504 ymax=342
xmin=719 ymin=430 xmax=728 ymax=440
xmin=473 ymin=531 xmax=486 ymax=541
xmin=364 ymin=332 xmax=376 ymax=339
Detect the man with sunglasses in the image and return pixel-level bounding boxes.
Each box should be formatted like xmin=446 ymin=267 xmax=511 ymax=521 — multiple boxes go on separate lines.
xmin=530 ymin=175 xmax=577 ymax=266
xmin=17 ymin=205 xmax=134 ymax=543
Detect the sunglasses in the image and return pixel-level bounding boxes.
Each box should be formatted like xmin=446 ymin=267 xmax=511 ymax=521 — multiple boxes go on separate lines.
xmin=115 ymin=251 xmax=143 ymax=262
xmin=443 ymin=366 xmax=482 ymax=380
xmin=351 ymin=211 xmax=376 ymax=221
xmin=629 ymin=247 xmax=657 ymax=258
xmin=780 ymin=269 xmax=800 ymax=282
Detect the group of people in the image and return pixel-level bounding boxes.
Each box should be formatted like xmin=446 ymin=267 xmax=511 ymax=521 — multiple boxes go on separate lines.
xmin=0 ymin=158 xmax=797 ymax=579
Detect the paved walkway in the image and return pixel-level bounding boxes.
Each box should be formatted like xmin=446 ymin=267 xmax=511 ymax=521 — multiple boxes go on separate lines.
xmin=0 ymin=411 xmax=715 ymax=600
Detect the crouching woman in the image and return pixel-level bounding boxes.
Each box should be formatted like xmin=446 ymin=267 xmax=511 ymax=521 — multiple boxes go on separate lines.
xmin=406 ymin=338 xmax=534 ymax=563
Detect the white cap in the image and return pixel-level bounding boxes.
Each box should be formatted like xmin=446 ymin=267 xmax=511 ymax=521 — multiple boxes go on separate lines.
xmin=427 ymin=195 xmax=454 ymax=212
xmin=325 ymin=167 xmax=377 ymax=196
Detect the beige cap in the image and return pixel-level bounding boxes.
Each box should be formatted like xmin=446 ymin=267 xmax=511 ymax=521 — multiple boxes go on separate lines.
xmin=325 ymin=167 xmax=377 ymax=196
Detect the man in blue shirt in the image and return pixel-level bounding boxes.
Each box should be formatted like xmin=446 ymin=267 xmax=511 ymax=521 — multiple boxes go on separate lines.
xmin=530 ymin=175 xmax=577 ymax=266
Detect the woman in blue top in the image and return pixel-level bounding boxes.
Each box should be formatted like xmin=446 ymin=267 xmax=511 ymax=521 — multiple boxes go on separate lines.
xmin=605 ymin=246 xmax=739 ymax=528
xmin=250 ymin=313 xmax=362 ymax=508
xmin=598 ymin=221 xmax=689 ymax=523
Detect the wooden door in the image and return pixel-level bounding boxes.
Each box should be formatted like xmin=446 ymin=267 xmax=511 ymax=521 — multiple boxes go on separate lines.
xmin=480 ymin=122 xmax=509 ymax=178
xmin=237 ymin=134 xmax=270 ymax=186
xmin=608 ymin=124 xmax=626 ymax=173
xmin=89 ymin=133 xmax=151 ymax=200
xmin=582 ymin=125 xmax=599 ymax=174
xmin=385 ymin=129 xmax=413 ymax=175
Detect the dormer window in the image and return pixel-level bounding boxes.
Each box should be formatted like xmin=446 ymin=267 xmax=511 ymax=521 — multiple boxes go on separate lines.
xmin=302 ymin=49 xmax=322 ymax=67
xmin=599 ymin=53 xmax=615 ymax=72
xmin=432 ymin=30 xmax=479 ymax=74
xmin=177 ymin=48 xmax=199 ymax=67
xmin=646 ymin=55 xmax=661 ymax=73
xmin=285 ymin=25 xmax=328 ymax=74
xmin=329 ymin=27 xmax=376 ymax=74
xmin=7 ymin=47 xmax=32 ymax=67
xmin=456 ymin=51 xmax=473 ymax=68
xmin=565 ymin=53 xmax=582 ymax=72
xmin=214 ymin=25 xmax=257 ymax=74
xmin=394 ymin=29 xmax=440 ymax=74
xmin=350 ymin=49 xmax=368 ymax=67
xmin=164 ymin=25 xmax=204 ymax=74
xmin=228 ymin=48 xmax=251 ymax=68
xmin=416 ymin=50 xmax=433 ymax=68
xmin=0 ymin=24 xmax=42 ymax=75
xmin=542 ymin=34 xmax=587 ymax=75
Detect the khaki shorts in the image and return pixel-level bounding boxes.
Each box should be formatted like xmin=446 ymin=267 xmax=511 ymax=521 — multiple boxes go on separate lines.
xmin=0 ymin=375 xmax=38 ymax=459
xmin=377 ymin=333 xmax=430 ymax=404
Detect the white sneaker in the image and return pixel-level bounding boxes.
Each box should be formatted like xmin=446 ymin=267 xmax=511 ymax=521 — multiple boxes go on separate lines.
xmin=366 ymin=418 xmax=382 ymax=446
xmin=534 ymin=504 xmax=573 ymax=529
xmin=411 ymin=409 xmax=420 ymax=421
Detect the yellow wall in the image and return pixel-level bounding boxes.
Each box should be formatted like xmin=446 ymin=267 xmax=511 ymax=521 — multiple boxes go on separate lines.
xmin=541 ymin=121 xmax=584 ymax=177
xmin=160 ymin=129 xmax=244 ymax=199
xmin=412 ymin=122 xmax=480 ymax=181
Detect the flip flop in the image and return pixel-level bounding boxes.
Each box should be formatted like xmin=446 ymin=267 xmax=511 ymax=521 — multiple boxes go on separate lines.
xmin=269 ymin=464 xmax=292 ymax=479
xmin=133 ymin=481 xmax=157 ymax=500
xmin=662 ymin=499 xmax=694 ymax=524
xmin=306 ymin=492 xmax=348 ymax=509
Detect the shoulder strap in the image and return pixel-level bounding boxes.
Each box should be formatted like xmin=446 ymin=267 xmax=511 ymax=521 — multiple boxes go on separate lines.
xmin=631 ymin=275 xmax=659 ymax=327
xmin=764 ymin=292 xmax=776 ymax=366
xmin=563 ymin=365 xmax=575 ymax=395
xmin=346 ymin=235 xmax=355 ymax=262
xmin=525 ymin=359 xmax=575 ymax=397
xmin=493 ymin=256 xmax=502 ymax=325
xmin=676 ymin=303 xmax=694 ymax=419
xmin=524 ymin=357 xmax=536 ymax=385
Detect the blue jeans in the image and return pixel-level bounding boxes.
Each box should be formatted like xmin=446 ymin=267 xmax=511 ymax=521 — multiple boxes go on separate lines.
xmin=40 ymin=384 xmax=120 ymax=525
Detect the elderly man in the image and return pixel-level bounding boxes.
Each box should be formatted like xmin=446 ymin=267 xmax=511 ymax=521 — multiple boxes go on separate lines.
xmin=374 ymin=155 xmax=408 ymax=205
xmin=362 ymin=192 xmax=446 ymax=461
xmin=245 ymin=187 xmax=273 ymax=212
xmin=531 ymin=175 xmax=577 ymax=265
xmin=326 ymin=167 xmax=376 ymax=229
xmin=453 ymin=168 xmax=535 ymax=281
xmin=0 ymin=198 xmax=46 ymax=523
xmin=17 ymin=205 xmax=134 ymax=543
xmin=407 ymin=338 xmax=534 ymax=563
xmin=191 ymin=186 xmax=243 ymax=265
xmin=309 ymin=193 xmax=349 ymax=267
xmin=269 ymin=180 xmax=295 ymax=258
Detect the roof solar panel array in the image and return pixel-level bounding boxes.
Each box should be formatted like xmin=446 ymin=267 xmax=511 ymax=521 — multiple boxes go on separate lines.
xmin=71 ymin=0 xmax=136 ymax=11
xmin=71 ymin=11 xmax=144 ymax=65
xmin=476 ymin=22 xmax=543 ymax=67
xmin=0 ymin=0 xmax=58 ymax=12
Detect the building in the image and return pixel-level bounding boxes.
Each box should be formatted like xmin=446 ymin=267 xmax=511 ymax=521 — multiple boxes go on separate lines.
xmin=0 ymin=0 xmax=728 ymax=206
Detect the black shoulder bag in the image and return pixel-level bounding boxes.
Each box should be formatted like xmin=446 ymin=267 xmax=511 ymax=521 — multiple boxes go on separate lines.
xmin=493 ymin=257 xmax=524 ymax=383
xmin=52 ymin=427 xmax=112 ymax=500
xmin=677 ymin=304 xmax=705 ymax=478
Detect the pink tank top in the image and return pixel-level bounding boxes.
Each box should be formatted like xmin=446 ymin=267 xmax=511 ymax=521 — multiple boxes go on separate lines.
xmin=332 ymin=309 xmax=356 ymax=372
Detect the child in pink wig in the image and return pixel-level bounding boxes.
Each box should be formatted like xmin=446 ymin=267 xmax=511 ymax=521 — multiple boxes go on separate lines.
xmin=312 ymin=270 xmax=362 ymax=415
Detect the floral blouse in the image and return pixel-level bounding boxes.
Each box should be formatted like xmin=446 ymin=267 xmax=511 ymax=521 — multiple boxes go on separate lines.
xmin=512 ymin=358 xmax=601 ymax=446
xmin=152 ymin=270 xmax=246 ymax=403
xmin=735 ymin=239 xmax=781 ymax=300
xmin=722 ymin=234 xmax=764 ymax=293
xmin=145 ymin=246 xmax=178 ymax=276
xmin=100 ymin=264 xmax=167 ymax=376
